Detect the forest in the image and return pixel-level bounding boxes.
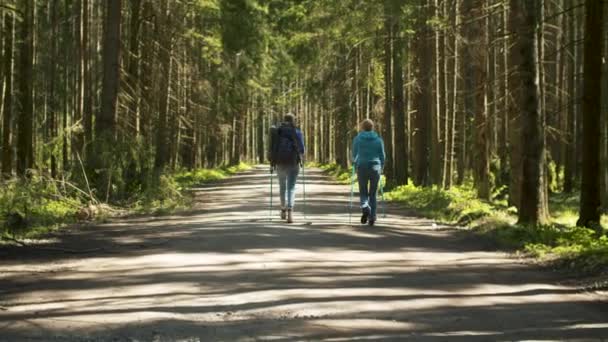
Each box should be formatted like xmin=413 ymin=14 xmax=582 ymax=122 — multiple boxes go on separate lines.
xmin=0 ymin=0 xmax=607 ymax=235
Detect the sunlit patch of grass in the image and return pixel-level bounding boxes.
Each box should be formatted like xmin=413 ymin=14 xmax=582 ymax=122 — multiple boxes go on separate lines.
xmin=385 ymin=183 xmax=495 ymax=226
xmin=317 ymin=163 xmax=354 ymax=184
xmin=173 ymin=169 xmax=228 ymax=189
xmin=224 ymin=162 xmax=252 ymax=174
xmin=0 ymin=177 xmax=83 ymax=241
xmin=172 ymin=163 xmax=252 ymax=190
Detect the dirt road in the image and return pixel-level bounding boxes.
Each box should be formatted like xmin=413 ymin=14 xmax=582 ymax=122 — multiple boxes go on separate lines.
xmin=1 ymin=166 xmax=607 ymax=341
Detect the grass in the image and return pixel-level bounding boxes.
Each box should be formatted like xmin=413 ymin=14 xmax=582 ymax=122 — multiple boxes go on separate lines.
xmin=309 ymin=162 xmax=353 ymax=184
xmin=316 ymin=163 xmax=608 ymax=274
xmin=1 ymin=162 xmax=252 ymax=240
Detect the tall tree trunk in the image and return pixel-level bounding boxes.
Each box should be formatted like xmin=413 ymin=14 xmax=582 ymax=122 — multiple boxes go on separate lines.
xmin=16 ymin=0 xmax=35 ymax=176
xmin=82 ymin=0 xmax=93 ymax=157
xmin=513 ymin=0 xmax=548 ymax=225
xmin=602 ymin=0 xmax=608 ymax=211
xmin=499 ymin=1 xmax=510 ymax=187
xmin=127 ymin=0 xmax=142 ymax=138
xmin=1 ymin=13 xmax=13 ymax=177
xmin=392 ymin=0 xmax=407 ymax=185
xmin=49 ymin=0 xmax=59 ymax=178
xmin=413 ymin=0 xmax=431 ymax=186
xmin=94 ymin=0 xmax=122 ymax=198
xmin=431 ymin=0 xmax=442 ymax=186
xmin=564 ymin=4 xmax=577 ymax=193
xmin=577 ymin=0 xmax=604 ymax=229
xmin=456 ymin=0 xmax=467 ymax=185
xmin=383 ymin=0 xmax=394 ymax=179
xmin=154 ymin=0 xmax=172 ymax=172
xmin=470 ymin=0 xmax=491 ymax=200
xmin=448 ymin=0 xmax=461 ymax=189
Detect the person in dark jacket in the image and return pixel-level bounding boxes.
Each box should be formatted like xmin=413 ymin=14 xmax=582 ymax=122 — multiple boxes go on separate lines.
xmin=270 ymin=113 xmax=305 ymax=223
xmin=352 ymin=119 xmax=386 ymax=226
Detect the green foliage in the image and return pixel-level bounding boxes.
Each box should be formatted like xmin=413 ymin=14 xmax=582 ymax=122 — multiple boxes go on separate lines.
xmin=0 ymin=175 xmax=82 ymax=238
xmin=314 ymin=163 xmax=353 ymax=184
xmin=385 ymin=183 xmax=494 ymax=225
xmin=173 ymin=169 xmax=228 ymax=189
xmin=132 ymin=163 xmax=252 ymax=214
xmin=318 ymin=162 xmax=608 ymax=273
xmin=478 ymin=224 xmax=608 ymax=273
xmin=0 ymin=163 xmax=252 ymax=238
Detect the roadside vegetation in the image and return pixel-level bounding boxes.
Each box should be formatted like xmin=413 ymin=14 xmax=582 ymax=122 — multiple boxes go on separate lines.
xmin=317 ymin=163 xmax=608 ymax=274
xmin=0 ymin=163 xmax=251 ymax=241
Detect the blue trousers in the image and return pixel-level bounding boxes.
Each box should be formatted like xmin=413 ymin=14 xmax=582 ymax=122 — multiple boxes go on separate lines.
xmin=277 ymin=164 xmax=300 ymax=209
xmin=357 ymin=165 xmax=381 ymax=219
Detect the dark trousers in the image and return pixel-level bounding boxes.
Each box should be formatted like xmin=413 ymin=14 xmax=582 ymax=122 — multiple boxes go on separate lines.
xmin=357 ymin=165 xmax=381 ymax=219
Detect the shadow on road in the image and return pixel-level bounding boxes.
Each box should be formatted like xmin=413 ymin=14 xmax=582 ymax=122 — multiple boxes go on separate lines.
xmin=1 ymin=166 xmax=606 ymax=341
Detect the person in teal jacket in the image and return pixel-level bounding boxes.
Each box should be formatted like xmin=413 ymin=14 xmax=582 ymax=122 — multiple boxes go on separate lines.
xmin=352 ymin=119 xmax=386 ymax=226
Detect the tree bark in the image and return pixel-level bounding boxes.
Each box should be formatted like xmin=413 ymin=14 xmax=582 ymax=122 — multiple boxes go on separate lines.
xmin=16 ymin=0 xmax=35 ymax=176
xmin=1 ymin=13 xmax=13 ymax=177
xmin=577 ymin=0 xmax=604 ymax=229
xmin=470 ymin=0 xmax=491 ymax=200
xmin=95 ymin=0 xmax=122 ymax=198
xmin=392 ymin=0 xmax=408 ymax=185
xmin=413 ymin=0 xmax=432 ymax=186
xmin=154 ymin=0 xmax=172 ymax=172
xmin=512 ymin=0 xmax=548 ymax=225
xmin=383 ymin=0 xmax=394 ymax=179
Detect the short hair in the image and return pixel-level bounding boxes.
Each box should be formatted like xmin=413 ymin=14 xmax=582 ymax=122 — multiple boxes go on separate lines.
xmin=284 ymin=113 xmax=296 ymax=124
xmin=361 ymin=119 xmax=374 ymax=131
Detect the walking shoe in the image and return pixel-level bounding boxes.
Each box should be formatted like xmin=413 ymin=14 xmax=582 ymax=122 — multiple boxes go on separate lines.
xmin=368 ymin=216 xmax=376 ymax=227
xmin=287 ymin=209 xmax=294 ymax=224
xmin=280 ymin=209 xmax=287 ymax=220
xmin=361 ymin=206 xmax=371 ymax=224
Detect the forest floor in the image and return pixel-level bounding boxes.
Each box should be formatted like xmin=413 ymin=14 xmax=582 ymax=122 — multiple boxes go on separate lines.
xmin=1 ymin=166 xmax=607 ymax=341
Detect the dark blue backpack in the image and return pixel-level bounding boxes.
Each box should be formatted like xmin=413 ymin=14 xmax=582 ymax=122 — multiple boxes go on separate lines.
xmin=272 ymin=124 xmax=300 ymax=166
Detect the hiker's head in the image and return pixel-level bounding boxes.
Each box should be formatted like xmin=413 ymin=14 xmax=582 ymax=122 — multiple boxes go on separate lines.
xmin=283 ymin=113 xmax=296 ymax=125
xmin=361 ymin=119 xmax=374 ymax=132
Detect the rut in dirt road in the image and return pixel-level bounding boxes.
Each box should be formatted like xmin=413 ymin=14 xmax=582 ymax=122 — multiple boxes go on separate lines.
xmin=1 ymin=166 xmax=607 ymax=341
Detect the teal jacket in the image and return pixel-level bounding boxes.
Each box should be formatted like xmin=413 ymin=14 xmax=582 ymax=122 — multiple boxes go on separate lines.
xmin=352 ymin=131 xmax=386 ymax=169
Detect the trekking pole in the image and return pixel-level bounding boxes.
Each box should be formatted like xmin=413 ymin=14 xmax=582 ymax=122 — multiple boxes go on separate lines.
xmin=269 ymin=166 xmax=273 ymax=222
xmin=380 ymin=173 xmax=386 ymax=219
xmin=302 ymin=163 xmax=311 ymax=225
xmin=349 ymin=164 xmax=355 ymax=226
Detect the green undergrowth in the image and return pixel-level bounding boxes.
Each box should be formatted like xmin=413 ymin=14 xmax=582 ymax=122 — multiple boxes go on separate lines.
xmin=317 ymin=163 xmax=608 ymax=274
xmin=385 ymin=183 xmax=495 ymax=226
xmin=0 ymin=176 xmax=83 ymax=239
xmin=173 ymin=162 xmax=251 ymax=189
xmin=309 ymin=162 xmax=353 ymax=184
xmin=1 ymin=163 xmax=251 ymax=240
xmin=115 ymin=162 xmax=252 ymax=215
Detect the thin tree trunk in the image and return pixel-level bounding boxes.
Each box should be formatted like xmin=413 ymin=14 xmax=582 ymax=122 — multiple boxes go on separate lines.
xmin=154 ymin=0 xmax=172 ymax=172
xmin=83 ymin=0 xmax=93 ymax=157
xmin=564 ymin=3 xmax=577 ymax=193
xmin=383 ymin=0 xmax=394 ymax=179
xmin=392 ymin=0 xmax=407 ymax=185
xmin=1 ymin=13 xmax=13 ymax=177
